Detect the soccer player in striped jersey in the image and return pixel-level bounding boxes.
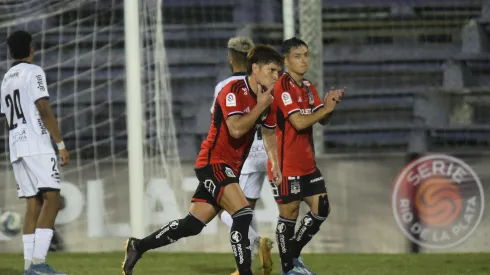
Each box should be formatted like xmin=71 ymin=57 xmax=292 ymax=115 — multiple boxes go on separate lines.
xmin=1 ymin=30 xmax=69 ymax=275
xmin=266 ymin=38 xmax=344 ymax=275
xmin=123 ymin=45 xmax=283 ymax=275
xmin=211 ymin=37 xmax=274 ymax=275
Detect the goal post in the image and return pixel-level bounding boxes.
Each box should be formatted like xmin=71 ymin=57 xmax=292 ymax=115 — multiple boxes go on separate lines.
xmin=124 ymin=0 xmax=145 ymax=238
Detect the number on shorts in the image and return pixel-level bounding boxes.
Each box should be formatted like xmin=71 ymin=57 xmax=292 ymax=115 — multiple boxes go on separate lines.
xmin=51 ymin=157 xmax=58 ymax=172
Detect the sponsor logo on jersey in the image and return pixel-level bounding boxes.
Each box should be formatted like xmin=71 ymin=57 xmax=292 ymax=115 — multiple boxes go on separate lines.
xmin=36 ymin=75 xmax=45 ymax=92
xmin=282 ymin=92 xmax=292 ymax=105
xmin=392 ymin=154 xmax=484 ymax=249
xmin=299 ymin=109 xmax=312 ymax=115
xmin=226 ymin=93 xmax=236 ymax=107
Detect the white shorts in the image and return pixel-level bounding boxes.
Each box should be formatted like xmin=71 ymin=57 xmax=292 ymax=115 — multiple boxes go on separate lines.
xmin=239 ymin=172 xmax=266 ymax=200
xmin=12 ymin=154 xmax=61 ymax=198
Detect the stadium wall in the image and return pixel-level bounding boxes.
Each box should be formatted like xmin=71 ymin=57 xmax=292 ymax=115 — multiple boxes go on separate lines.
xmin=0 ymin=153 xmax=488 ymax=253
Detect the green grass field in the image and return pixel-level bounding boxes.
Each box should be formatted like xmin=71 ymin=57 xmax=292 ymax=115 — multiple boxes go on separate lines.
xmin=0 ymin=253 xmax=489 ymax=275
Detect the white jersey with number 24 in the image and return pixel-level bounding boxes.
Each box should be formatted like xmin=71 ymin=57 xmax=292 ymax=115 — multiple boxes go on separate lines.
xmin=1 ymin=62 xmax=54 ymax=163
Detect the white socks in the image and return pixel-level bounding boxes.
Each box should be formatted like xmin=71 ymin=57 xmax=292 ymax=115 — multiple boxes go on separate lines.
xmin=32 ymin=228 xmax=54 ymax=265
xmin=220 ymin=210 xmax=261 ymax=253
xmin=23 ymin=234 xmax=35 ymax=270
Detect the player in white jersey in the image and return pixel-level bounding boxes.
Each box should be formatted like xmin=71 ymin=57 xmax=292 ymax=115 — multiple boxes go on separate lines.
xmin=211 ymin=37 xmax=273 ymax=275
xmin=1 ymin=30 xmax=69 ymax=275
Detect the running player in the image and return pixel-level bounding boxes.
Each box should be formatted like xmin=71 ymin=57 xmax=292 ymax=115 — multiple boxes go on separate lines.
xmin=123 ymin=45 xmax=283 ymax=275
xmin=266 ymin=37 xmax=344 ymax=275
xmin=1 ymin=30 xmax=69 ymax=275
xmin=211 ymin=37 xmax=274 ymax=275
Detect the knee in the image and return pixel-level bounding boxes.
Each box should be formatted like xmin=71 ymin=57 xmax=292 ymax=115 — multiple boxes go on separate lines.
xmin=177 ymin=214 xmax=206 ymax=237
xmin=314 ymin=194 xmax=330 ymax=218
xmin=279 ymin=204 xmax=300 ymax=220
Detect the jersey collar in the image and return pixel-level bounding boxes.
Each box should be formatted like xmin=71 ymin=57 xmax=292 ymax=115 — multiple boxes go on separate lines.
xmin=11 ymin=61 xmax=31 ymax=68
xmin=244 ymin=76 xmax=257 ymax=100
xmin=285 ymin=72 xmax=304 ymax=87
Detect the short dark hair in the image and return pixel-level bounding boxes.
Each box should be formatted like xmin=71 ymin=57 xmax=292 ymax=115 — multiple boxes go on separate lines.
xmin=7 ymin=30 xmax=32 ymax=59
xmin=247 ymin=45 xmax=283 ymax=74
xmin=281 ymin=37 xmax=308 ymax=56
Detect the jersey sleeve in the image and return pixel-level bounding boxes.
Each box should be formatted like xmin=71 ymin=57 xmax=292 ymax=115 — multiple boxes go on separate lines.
xmin=28 ymin=66 xmax=50 ymax=103
xmin=217 ymin=86 xmax=244 ymax=120
xmin=275 ymin=79 xmax=301 ymax=118
xmin=210 ymin=82 xmax=222 ymax=114
xmin=262 ymin=103 xmax=276 ymax=129
xmin=310 ymin=84 xmax=324 ymax=113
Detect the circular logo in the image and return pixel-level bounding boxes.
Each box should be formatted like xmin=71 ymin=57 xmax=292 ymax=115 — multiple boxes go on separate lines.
xmin=392 ymin=154 xmax=484 ymax=249
xmin=230 ymin=231 xmax=242 ymax=244
xmin=169 ymin=220 xmax=179 ymax=229
xmin=277 ymin=222 xmax=286 ymax=233
xmin=303 ymin=216 xmax=313 ymax=227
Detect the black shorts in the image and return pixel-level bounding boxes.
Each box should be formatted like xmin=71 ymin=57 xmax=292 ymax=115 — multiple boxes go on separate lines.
xmin=191 ymin=163 xmax=239 ymax=209
xmin=270 ymin=167 xmax=327 ymax=204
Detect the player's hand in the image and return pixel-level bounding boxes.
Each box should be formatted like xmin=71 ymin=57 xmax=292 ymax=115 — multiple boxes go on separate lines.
xmin=271 ymin=165 xmax=282 ymax=186
xmin=257 ymin=84 xmax=274 ymax=109
xmin=323 ymin=87 xmax=345 ymax=113
xmin=59 ymin=148 xmax=70 ymax=166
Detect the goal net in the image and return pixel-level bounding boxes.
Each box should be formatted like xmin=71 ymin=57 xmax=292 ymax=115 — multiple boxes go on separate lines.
xmin=0 ymin=0 xmax=185 ymax=252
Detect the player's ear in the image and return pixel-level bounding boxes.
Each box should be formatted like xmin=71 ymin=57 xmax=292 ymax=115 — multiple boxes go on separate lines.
xmin=228 ymin=52 xmax=233 ymax=64
xmin=252 ymin=63 xmax=259 ymax=75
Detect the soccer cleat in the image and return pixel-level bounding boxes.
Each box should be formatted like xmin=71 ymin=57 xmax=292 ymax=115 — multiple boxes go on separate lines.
xmin=29 ymin=263 xmax=66 ymax=275
xmin=281 ymin=266 xmax=310 ymax=275
xmin=122 ymin=238 xmax=143 ymax=275
xmin=293 ymin=257 xmax=316 ymax=275
xmin=257 ymin=237 xmax=273 ymax=275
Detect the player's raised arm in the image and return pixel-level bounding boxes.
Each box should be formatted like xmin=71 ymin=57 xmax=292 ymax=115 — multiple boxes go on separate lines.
xmin=225 ymin=84 xmax=273 ymax=139
xmin=31 ymin=69 xmax=70 ymax=166
xmin=287 ymin=88 xmax=343 ymax=131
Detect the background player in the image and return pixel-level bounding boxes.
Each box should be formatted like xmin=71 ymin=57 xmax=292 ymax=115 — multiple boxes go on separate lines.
xmin=266 ymin=37 xmax=344 ymax=275
xmin=211 ymin=37 xmax=274 ymax=275
xmin=1 ymin=30 xmax=70 ymax=275
xmin=123 ymin=45 xmax=283 ymax=275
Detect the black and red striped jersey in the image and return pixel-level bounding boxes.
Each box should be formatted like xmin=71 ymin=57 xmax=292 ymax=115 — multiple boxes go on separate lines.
xmin=267 ymin=73 xmax=324 ymax=178
xmin=196 ymin=77 xmax=276 ymax=173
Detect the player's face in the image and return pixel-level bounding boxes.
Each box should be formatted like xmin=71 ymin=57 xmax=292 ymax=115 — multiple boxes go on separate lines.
xmin=286 ymin=46 xmax=310 ymax=75
xmin=256 ymin=62 xmax=281 ymax=89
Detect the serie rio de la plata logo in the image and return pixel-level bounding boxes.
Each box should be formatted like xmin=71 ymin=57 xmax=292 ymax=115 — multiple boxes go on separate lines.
xmin=392 ymin=154 xmax=484 ymax=249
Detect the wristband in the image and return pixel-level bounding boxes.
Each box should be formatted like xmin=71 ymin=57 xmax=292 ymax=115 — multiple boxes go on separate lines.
xmin=57 ymin=141 xmax=65 ymax=150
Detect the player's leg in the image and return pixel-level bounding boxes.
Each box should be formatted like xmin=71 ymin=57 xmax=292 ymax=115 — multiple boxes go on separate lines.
xmin=22 ymin=154 xmax=65 ymax=275
xmin=13 ymin=160 xmax=42 ymax=274
xmin=224 ymin=172 xmax=272 ymax=275
xmin=290 ymin=169 xmax=330 ymax=275
xmin=122 ymin=180 xmax=217 ymax=275
xmin=270 ymin=178 xmax=307 ymax=274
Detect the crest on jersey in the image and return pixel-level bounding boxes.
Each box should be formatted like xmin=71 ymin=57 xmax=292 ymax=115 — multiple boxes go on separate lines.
xmin=289 ymin=177 xmax=301 ymax=194
xmin=302 ymin=80 xmax=311 ymax=87
xmin=282 ymin=92 xmax=293 ymax=105
xmin=226 ymin=93 xmax=236 ymax=107
xmin=307 ymin=90 xmax=314 ymax=105
xmin=225 ymin=167 xmax=236 ymax=178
